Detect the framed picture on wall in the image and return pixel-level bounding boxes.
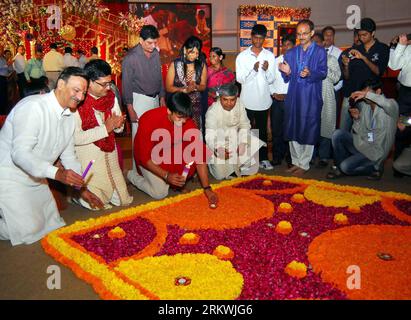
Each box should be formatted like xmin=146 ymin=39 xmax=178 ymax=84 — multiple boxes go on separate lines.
xmin=128 ymin=2 xmax=212 ymax=65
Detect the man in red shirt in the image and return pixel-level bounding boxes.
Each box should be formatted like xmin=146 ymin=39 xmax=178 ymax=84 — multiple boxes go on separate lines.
xmin=132 ymin=92 xmax=218 ymax=207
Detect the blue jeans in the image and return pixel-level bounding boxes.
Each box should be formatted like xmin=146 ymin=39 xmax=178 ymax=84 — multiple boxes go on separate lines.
xmin=332 ymin=129 xmax=375 ymax=175
xmin=339 ymin=97 xmax=353 ymax=132
xmin=318 ymin=136 xmax=332 ymax=160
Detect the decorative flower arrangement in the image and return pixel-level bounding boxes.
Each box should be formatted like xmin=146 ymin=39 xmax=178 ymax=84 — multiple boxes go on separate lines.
xmin=348 ymin=206 xmax=361 ymax=214
xmin=0 ymin=0 xmax=34 ymax=46
xmin=304 ymin=185 xmax=379 ymax=208
xmin=285 ymin=261 xmax=308 ymax=279
xmin=239 ymin=5 xmax=311 ymax=19
xmin=63 ymin=0 xmax=109 ymax=22
xmin=278 ymin=202 xmax=293 ymax=214
xmin=291 ymin=193 xmax=305 ymax=203
xmin=262 ymin=180 xmax=273 ymax=186
xmin=179 ymin=233 xmax=200 ymax=245
xmin=275 ymin=221 xmax=293 ymax=235
xmin=119 ymin=12 xmax=145 ymax=34
xmin=41 ymin=174 xmax=411 ymax=300
xmin=108 ymin=226 xmax=126 ymax=239
xmin=213 ymin=245 xmax=234 ymax=260
xmin=334 ymin=213 xmax=349 ymax=225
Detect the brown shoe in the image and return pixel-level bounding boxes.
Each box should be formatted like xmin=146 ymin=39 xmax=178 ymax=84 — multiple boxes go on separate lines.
xmin=286 ymin=165 xmax=299 ymax=173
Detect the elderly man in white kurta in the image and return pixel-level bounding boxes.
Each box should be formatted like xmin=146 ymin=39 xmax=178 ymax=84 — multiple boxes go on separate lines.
xmin=205 ymin=84 xmax=265 ymax=180
xmin=74 ymin=59 xmax=133 ymax=210
xmin=0 ymin=67 xmax=104 ymax=246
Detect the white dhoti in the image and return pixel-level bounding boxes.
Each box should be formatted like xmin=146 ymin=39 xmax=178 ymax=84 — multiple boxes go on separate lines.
xmin=208 ymin=132 xmax=264 ymax=180
xmin=289 ymin=141 xmax=314 ymax=171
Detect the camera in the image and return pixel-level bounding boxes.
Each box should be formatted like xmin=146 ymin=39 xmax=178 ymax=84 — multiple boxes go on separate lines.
xmin=399 ymin=115 xmax=411 ymax=126
xmin=348 ymin=97 xmax=359 ymax=108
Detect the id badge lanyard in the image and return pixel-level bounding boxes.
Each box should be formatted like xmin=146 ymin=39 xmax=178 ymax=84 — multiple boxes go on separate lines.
xmin=368 ymin=109 xmax=376 ymax=143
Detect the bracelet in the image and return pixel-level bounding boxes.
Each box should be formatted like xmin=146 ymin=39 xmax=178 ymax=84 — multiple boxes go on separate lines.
xmin=203 ymin=186 xmax=212 ymax=191
xmin=164 ymin=171 xmax=169 ymax=182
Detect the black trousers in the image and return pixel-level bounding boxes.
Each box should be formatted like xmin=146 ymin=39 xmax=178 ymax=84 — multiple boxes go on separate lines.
xmin=16 ymin=72 xmax=27 ymax=98
xmin=0 ymin=76 xmax=8 ymax=115
xmin=398 ymin=83 xmax=411 ymax=115
xmin=394 ymin=84 xmax=411 ymax=159
xmin=246 ymin=108 xmax=269 ymax=161
xmin=270 ymin=98 xmax=290 ymax=163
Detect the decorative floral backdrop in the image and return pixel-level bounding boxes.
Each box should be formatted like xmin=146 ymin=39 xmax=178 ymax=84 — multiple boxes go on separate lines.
xmin=0 ymin=0 xmax=142 ymax=75
xmin=0 ymin=1 xmax=213 ymax=75
xmin=238 ymin=5 xmax=311 ymax=56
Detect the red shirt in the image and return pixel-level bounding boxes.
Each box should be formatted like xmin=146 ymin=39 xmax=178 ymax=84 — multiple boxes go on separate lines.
xmin=134 ymin=107 xmax=211 ymax=177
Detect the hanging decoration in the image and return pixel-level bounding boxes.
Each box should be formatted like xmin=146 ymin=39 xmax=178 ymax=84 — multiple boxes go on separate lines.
xmin=59 ymin=24 xmax=76 ymax=41
xmin=239 ymin=5 xmax=311 ymax=20
xmin=63 ymin=0 xmax=109 ymax=23
xmin=0 ymin=0 xmax=34 ymax=46
xmin=119 ymin=12 xmax=145 ymax=34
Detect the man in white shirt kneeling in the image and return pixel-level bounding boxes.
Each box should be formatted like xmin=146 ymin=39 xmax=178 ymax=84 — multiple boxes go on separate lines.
xmin=205 ymin=83 xmax=265 ymax=180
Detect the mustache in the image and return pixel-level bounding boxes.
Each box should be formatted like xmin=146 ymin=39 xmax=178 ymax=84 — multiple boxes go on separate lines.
xmin=70 ymin=97 xmax=81 ymax=103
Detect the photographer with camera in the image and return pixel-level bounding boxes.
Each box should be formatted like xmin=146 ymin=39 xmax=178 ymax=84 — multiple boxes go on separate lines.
xmin=388 ymin=33 xmax=411 ymax=177
xmin=339 ymin=18 xmax=390 ymax=132
xmin=327 ymin=79 xmax=398 ymax=180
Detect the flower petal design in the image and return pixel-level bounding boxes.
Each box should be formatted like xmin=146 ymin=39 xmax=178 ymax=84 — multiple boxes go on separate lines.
xmin=115 ymin=254 xmax=243 ymax=300
xmin=308 ymin=225 xmax=411 ymax=299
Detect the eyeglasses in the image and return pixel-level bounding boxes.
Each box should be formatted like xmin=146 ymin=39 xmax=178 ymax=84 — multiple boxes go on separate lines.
xmin=94 ymin=81 xmax=112 ymax=88
xmin=296 ymin=31 xmax=311 ymax=38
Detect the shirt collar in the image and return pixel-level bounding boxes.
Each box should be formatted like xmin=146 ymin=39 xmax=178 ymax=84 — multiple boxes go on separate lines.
xmin=247 ymin=46 xmax=268 ymax=56
xmin=50 ymin=90 xmax=73 ymax=118
xmin=137 ymin=44 xmax=156 ymax=57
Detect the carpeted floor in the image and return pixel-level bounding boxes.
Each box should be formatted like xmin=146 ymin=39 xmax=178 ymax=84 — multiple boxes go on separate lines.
xmin=1 ymin=136 xmax=411 ymax=300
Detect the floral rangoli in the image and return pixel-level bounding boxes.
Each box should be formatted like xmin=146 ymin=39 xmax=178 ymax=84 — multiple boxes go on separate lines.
xmin=42 ymin=175 xmax=411 ymax=300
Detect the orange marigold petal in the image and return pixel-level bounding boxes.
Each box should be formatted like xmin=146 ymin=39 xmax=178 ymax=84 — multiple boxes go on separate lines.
xmin=179 ymin=233 xmax=200 ymax=245
xmin=285 ymin=261 xmax=307 ymax=279
xmin=275 ymin=221 xmax=293 ymax=235
xmin=213 ymin=245 xmax=234 ymax=260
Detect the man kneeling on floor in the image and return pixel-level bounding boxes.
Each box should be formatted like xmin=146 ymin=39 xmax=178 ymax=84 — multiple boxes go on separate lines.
xmin=327 ymin=79 xmax=398 ymax=180
xmin=205 ymin=83 xmax=265 ymax=180
xmin=130 ymin=92 xmax=218 ymax=207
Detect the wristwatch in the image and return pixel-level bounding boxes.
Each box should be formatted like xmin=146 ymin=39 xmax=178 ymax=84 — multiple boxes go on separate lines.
xmin=203 ymin=186 xmax=212 ymax=191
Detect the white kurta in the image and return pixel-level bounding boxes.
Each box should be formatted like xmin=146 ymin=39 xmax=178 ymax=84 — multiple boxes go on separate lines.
xmin=74 ymin=96 xmax=133 ymax=208
xmin=0 ymin=91 xmax=81 ymax=246
xmin=205 ymin=99 xmax=265 ymax=179
xmin=321 ymin=54 xmax=341 ymax=139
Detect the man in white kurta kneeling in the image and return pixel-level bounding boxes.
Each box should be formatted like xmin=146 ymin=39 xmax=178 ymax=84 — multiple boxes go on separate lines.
xmin=0 ymin=67 xmax=104 ymax=246
xmin=205 ymin=83 xmax=265 ymax=180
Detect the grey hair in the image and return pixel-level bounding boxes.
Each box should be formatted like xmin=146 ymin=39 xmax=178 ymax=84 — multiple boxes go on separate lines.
xmin=217 ymin=83 xmax=239 ymax=97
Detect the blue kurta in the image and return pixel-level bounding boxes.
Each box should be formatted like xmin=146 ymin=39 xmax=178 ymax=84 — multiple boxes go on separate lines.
xmin=282 ymin=42 xmax=327 ymax=145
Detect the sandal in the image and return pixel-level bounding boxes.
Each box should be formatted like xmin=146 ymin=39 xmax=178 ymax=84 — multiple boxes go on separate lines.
xmin=326 ymin=166 xmax=344 ymax=179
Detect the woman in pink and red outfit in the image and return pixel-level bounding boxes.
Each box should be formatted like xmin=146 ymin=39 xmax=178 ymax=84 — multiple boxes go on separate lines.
xmin=206 ymin=47 xmax=235 ymax=107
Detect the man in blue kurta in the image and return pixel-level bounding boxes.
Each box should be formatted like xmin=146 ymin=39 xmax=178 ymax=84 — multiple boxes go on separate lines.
xmin=279 ymin=19 xmax=327 ymax=175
